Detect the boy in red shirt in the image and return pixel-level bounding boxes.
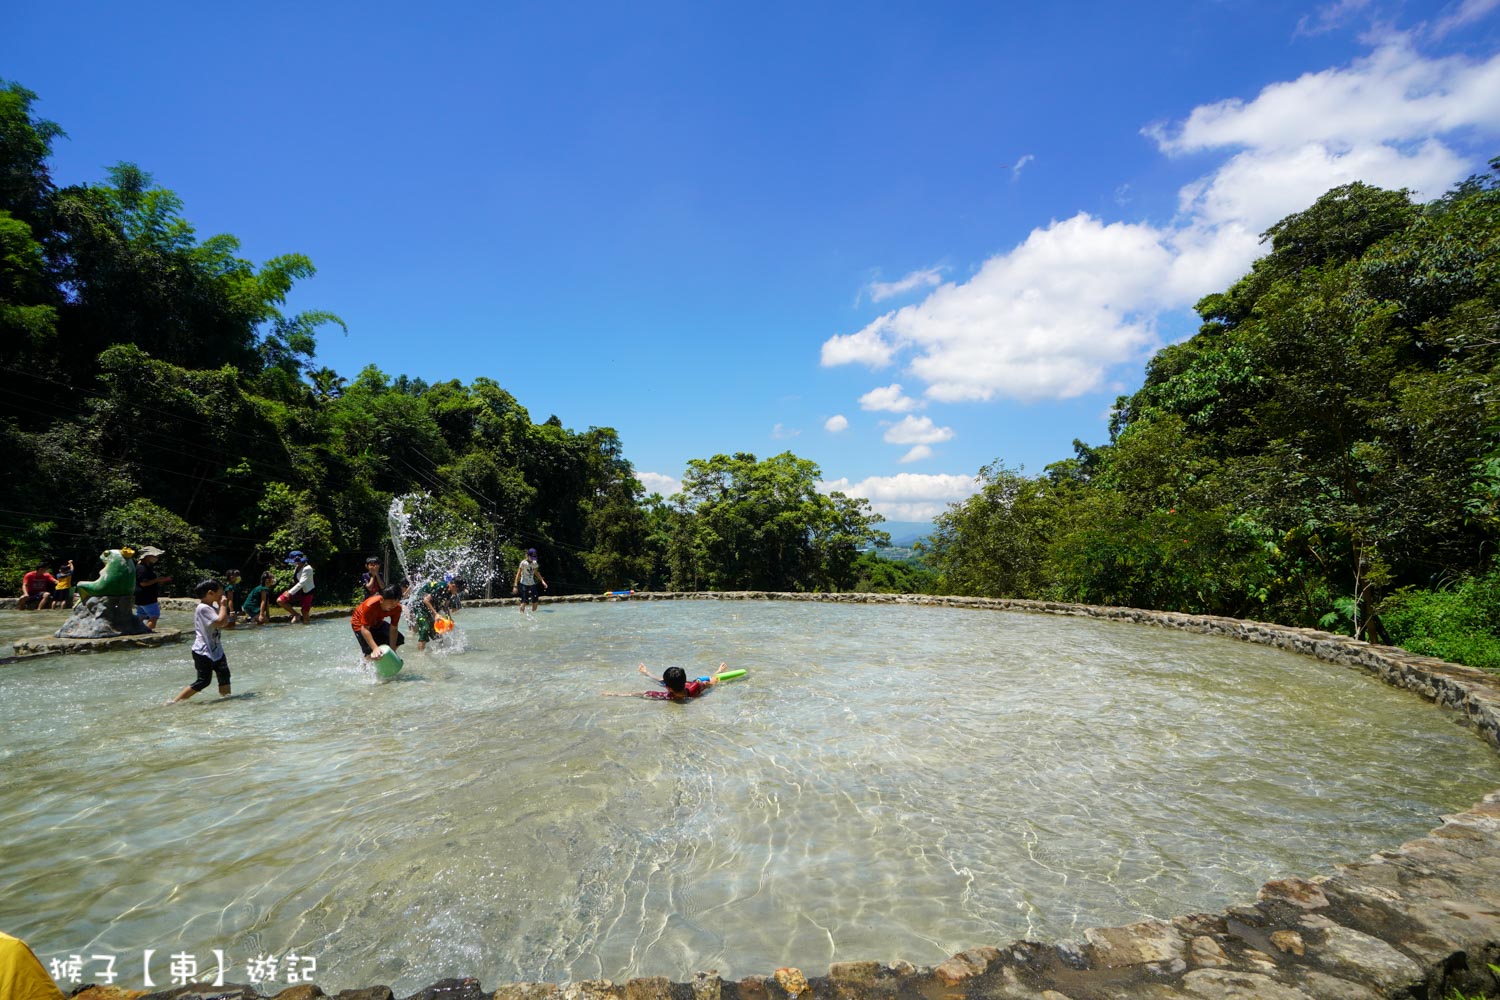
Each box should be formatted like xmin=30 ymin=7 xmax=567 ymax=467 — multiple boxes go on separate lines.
xmin=352 ymin=584 xmax=405 ymax=661
xmin=19 ymin=563 xmax=56 ymax=610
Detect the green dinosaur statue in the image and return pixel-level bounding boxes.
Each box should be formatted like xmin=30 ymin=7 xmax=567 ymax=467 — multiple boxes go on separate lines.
xmin=76 ymin=547 xmax=137 ymax=599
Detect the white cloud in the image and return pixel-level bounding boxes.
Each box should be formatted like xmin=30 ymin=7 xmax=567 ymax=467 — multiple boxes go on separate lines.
xmin=1148 ymin=42 xmax=1500 ymax=156
xmin=771 ymin=423 xmax=801 ymax=440
xmin=636 ymin=472 xmax=682 ymax=497
xmin=884 ymin=415 xmax=955 ymax=446
xmin=1432 ymin=0 xmax=1500 ymax=38
xmin=899 ymin=445 xmax=933 ymax=463
xmin=821 ymin=39 xmax=1500 ymax=406
xmin=841 ymin=215 xmax=1173 ymax=404
xmin=1174 ymin=139 xmax=1466 ymax=234
xmin=1010 ymin=153 xmax=1035 ymax=180
xmin=824 ymin=414 xmax=849 ymax=432
xmin=859 ymin=383 xmax=923 ymax=412
xmin=820 ymin=318 xmax=897 ymax=368
xmin=1296 ymin=0 xmax=1374 ymax=37
xmin=863 ymin=266 xmax=945 ymax=304
xmin=820 ymin=472 xmax=980 ymax=521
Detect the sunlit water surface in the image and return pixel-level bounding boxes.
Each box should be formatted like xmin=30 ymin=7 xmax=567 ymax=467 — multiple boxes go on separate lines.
xmin=2 ymin=601 xmax=1497 ymax=993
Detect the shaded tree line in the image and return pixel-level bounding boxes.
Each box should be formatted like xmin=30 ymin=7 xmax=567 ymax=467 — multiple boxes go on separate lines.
xmin=0 ymin=80 xmax=888 ymax=598
xmin=926 ymin=167 xmax=1500 ymax=665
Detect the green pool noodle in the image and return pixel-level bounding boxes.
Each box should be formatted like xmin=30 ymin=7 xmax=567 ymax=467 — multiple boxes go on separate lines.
xmin=718 ymin=668 xmax=747 ymax=681
xmin=375 ymin=644 xmax=403 ymax=679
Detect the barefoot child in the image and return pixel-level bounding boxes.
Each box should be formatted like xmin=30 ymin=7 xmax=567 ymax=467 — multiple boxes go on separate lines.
xmin=172 ymin=579 xmax=232 ymax=702
xmin=241 ymin=571 xmax=275 ymax=625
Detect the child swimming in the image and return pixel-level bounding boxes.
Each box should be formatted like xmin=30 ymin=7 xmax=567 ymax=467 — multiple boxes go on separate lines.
xmin=603 ymin=663 xmax=731 ymax=701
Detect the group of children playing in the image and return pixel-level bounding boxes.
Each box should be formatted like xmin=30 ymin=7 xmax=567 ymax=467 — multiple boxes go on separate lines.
xmin=168 ymin=549 xmax=732 ymax=705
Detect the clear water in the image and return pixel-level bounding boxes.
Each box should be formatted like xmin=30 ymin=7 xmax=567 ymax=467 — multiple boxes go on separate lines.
xmin=1 ymin=601 xmax=1496 ymax=994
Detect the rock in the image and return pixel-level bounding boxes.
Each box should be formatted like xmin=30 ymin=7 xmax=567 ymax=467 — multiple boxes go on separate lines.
xmin=138 ymin=985 xmax=261 ymax=1000
xmin=624 ymin=979 xmax=671 ymax=1000
xmin=272 ymin=987 xmax=326 ymax=1000
xmin=1171 ymin=914 xmax=1227 ymax=938
xmin=690 ymin=973 xmax=720 ymax=1000
xmin=735 ymin=975 xmax=768 ymax=1000
xmin=490 ymin=986 xmax=554 ymax=1000
xmin=1299 ymin=919 xmax=1424 ymax=992
xmin=1054 ymin=940 xmax=1089 ymax=969
xmin=271 ymin=988 xmax=326 ymax=1000
xmin=1293 ymin=972 xmax=1383 ymax=999
xmin=1188 ymin=936 xmax=1228 ymax=968
xmin=1224 ymin=905 xmax=1266 ymax=927
xmin=825 ymin=963 xmax=877 ymax=995
xmin=1179 ymin=969 xmax=1314 ymax=999
xmin=1039 ymin=992 xmax=1073 ymax=1000
xmin=556 ymin=982 xmax=619 ymax=1000
xmin=70 ymin=988 xmax=148 ymax=1000
xmin=1239 ymin=949 xmax=1281 ymax=974
xmin=404 ymin=980 xmax=488 ymax=1000
xmin=1084 ymin=919 xmax=1185 ymax=968
xmin=1269 ymin=930 xmax=1305 ymax=956
xmin=333 ymin=989 xmax=395 ymax=1000
xmin=931 ymin=948 xmax=999 ymax=985
xmin=334 ymin=989 xmax=395 ymax=1000
xmin=54 ymin=595 xmax=150 ymax=638
xmin=771 ymin=968 xmax=808 ymax=998
xmin=1257 ymin=878 xmax=1329 ymax=912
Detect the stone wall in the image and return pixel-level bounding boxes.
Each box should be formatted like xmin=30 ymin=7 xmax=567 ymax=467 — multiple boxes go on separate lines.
xmin=77 ymin=593 xmax=1500 ymax=999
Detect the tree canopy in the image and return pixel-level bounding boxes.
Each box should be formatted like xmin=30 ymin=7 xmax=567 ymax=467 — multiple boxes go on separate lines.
xmin=927 ymin=165 xmax=1500 ymax=650
xmin=0 ymin=80 xmax=889 ymax=599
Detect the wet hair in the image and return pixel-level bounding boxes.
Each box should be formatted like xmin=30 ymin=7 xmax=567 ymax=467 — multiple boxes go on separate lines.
xmin=448 ymin=577 xmax=465 ymax=589
xmin=195 ymin=578 xmax=224 ymax=598
xmin=380 ymin=584 xmax=404 ymax=601
xmin=365 ymin=555 xmax=380 ymax=564
xmin=36 ymin=562 xmax=51 ymax=570
xmin=662 ymin=666 xmax=688 ymax=692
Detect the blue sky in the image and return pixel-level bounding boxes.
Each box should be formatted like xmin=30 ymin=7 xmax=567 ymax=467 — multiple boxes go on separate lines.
xmin=6 ymin=0 xmax=1500 ymax=524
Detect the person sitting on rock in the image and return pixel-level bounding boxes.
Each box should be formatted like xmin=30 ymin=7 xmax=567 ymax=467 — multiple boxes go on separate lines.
xmin=19 ymin=563 xmax=56 ymax=610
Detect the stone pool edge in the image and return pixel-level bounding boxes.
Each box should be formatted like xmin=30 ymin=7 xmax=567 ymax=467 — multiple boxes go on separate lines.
xmin=77 ymin=592 xmax=1500 ymax=999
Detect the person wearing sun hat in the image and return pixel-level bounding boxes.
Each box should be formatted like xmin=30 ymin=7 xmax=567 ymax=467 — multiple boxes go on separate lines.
xmin=133 ymin=545 xmax=173 ymax=630
xmin=275 ymin=549 xmax=316 ymax=624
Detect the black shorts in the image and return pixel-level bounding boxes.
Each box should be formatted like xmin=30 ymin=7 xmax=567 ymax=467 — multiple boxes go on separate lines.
xmin=355 ymin=621 xmax=405 ymax=656
xmin=518 ymin=583 xmax=540 ymax=603
xmin=191 ymin=651 xmax=230 ymax=691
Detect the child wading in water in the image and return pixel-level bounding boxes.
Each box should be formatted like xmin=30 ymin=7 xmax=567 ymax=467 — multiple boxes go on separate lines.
xmin=172 ymin=579 xmax=232 ymax=702
xmin=604 ymin=663 xmax=731 ymax=700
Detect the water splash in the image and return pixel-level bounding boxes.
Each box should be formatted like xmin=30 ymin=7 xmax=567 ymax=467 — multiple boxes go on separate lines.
xmin=386 ymin=493 xmax=499 ymax=651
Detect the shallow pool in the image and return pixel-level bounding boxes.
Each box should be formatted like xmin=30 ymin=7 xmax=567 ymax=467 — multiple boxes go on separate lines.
xmin=1 ymin=600 xmax=1496 ymax=993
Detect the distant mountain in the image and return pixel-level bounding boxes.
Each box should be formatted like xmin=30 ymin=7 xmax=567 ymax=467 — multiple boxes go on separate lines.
xmin=876 ymin=520 xmax=935 ymax=548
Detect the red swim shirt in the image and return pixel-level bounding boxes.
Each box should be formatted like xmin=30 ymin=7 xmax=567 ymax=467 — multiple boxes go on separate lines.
xmin=351 ymin=594 xmax=401 ymax=632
